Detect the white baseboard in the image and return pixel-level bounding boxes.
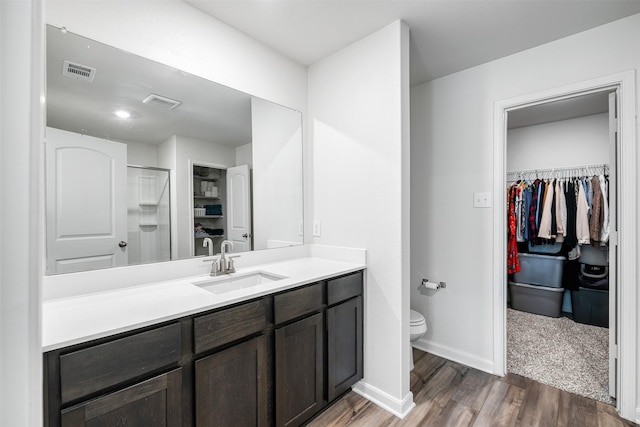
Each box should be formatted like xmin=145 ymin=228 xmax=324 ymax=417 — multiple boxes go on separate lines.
xmin=352 ymin=380 xmax=415 ymax=419
xmin=413 ymin=338 xmax=495 ymax=375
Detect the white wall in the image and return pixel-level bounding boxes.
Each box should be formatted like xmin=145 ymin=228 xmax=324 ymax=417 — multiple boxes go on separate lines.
xmin=252 ymin=97 xmax=303 ymax=250
xmin=236 ymin=143 xmax=253 ymax=168
xmin=507 ymin=113 xmax=609 ymax=172
xmin=0 ymin=1 xmax=44 ymax=425
xmin=411 ymin=13 xmax=639 ymax=419
xmin=157 ymin=135 xmax=178 ymax=260
xmin=309 ymin=20 xmax=412 ymax=416
xmin=127 ymin=141 xmax=158 ymax=167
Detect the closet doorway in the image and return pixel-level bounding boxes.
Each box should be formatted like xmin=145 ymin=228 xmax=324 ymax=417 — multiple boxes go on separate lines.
xmin=505 ymin=89 xmax=617 ymax=404
xmin=494 ymin=71 xmax=637 ymax=420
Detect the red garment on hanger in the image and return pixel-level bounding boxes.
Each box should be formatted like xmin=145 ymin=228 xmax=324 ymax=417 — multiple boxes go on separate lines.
xmin=507 ymin=185 xmax=520 ymax=274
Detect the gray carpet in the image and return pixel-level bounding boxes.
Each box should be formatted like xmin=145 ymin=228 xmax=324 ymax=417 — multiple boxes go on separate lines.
xmin=507 ymin=308 xmax=612 ymax=403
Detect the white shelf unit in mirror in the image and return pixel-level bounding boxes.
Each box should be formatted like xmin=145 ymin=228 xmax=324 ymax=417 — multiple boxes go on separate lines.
xmin=193 ymin=165 xmax=227 ymax=257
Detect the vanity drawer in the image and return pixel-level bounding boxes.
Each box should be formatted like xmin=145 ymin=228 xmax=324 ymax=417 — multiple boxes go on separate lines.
xmin=274 ymin=282 xmax=324 ymax=325
xmin=60 ymin=322 xmax=181 ymax=404
xmin=194 ymin=299 xmax=269 ymax=355
xmin=327 ymin=271 xmax=363 ymax=306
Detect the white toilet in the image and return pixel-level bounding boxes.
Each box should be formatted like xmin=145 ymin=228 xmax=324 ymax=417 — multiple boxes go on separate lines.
xmin=409 ymin=309 xmax=427 ymax=370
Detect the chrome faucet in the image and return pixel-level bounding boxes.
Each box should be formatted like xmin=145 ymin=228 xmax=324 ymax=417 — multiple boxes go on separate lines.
xmin=202 ymin=238 xmax=214 ymax=256
xmin=210 ymin=240 xmax=239 ymax=276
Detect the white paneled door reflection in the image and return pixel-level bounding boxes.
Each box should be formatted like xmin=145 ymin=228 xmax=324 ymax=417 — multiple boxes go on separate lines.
xmin=46 ymin=127 xmax=127 ymax=274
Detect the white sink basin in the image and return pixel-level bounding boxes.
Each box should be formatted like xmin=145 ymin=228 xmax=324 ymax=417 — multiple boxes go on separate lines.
xmin=192 ymin=271 xmax=287 ymax=295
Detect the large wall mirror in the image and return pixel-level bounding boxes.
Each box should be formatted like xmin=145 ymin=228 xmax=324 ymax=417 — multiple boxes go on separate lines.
xmin=45 ymin=25 xmax=303 ymax=275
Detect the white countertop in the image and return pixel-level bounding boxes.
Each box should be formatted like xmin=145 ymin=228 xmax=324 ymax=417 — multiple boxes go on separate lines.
xmin=42 ymin=256 xmax=365 ymax=352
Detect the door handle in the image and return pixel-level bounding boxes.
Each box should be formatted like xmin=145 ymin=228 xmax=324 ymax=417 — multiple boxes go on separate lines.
xmin=119 ymin=241 xmax=128 ymax=248
xmin=242 ymin=233 xmax=251 ymax=239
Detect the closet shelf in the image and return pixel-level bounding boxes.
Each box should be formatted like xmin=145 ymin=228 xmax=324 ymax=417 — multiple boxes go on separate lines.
xmin=195 ymin=215 xmax=223 ymax=219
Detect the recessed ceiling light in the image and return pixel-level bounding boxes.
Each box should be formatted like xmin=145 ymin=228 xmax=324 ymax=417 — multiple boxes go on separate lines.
xmin=115 ymin=110 xmax=131 ymax=119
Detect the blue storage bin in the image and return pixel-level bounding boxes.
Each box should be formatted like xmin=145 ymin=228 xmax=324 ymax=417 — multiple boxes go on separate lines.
xmin=509 ymin=281 xmax=564 ymax=318
xmin=512 ymin=253 xmax=565 ymax=288
xmin=528 ymin=241 xmax=562 ymax=255
xmin=562 ymin=289 xmax=572 ymax=314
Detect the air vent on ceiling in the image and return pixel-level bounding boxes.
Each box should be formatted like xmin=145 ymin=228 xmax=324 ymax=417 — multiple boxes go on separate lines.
xmin=62 ymin=60 xmax=96 ymax=82
xmin=142 ymin=94 xmax=182 ymax=110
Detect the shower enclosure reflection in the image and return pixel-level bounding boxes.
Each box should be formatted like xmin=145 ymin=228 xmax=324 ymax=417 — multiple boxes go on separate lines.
xmin=127 ymin=166 xmax=171 ymax=265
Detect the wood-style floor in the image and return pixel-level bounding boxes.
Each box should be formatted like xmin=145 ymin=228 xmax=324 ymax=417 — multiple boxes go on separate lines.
xmin=308 ymin=350 xmax=636 ymax=427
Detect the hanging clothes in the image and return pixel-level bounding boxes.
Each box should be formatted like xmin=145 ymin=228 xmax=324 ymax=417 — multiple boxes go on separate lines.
xmin=528 ymin=179 xmax=541 ymax=241
xmin=576 ymin=179 xmax=590 ymax=244
xmin=590 ymin=175 xmax=604 ymax=245
xmin=537 ymin=179 xmax=555 ymax=239
xmin=555 ymin=179 xmax=565 ymax=243
xmin=507 ymin=185 xmax=520 ymax=274
xmin=523 ymin=186 xmax=532 ymax=242
xmin=559 ymin=180 xmax=567 ymax=240
xmin=563 ymin=180 xmax=578 ymax=249
xmin=506 ymin=165 xmax=609 ymax=273
xmin=515 ymin=184 xmax=525 ymax=242
xmin=599 ymin=174 xmax=610 ymax=243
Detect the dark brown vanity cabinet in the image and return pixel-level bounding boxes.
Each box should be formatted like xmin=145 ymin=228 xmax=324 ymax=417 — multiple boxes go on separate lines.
xmin=44 ymin=322 xmax=184 ymax=427
xmin=274 ymin=283 xmax=325 ymax=427
xmin=61 ymin=368 xmax=183 ymax=426
xmin=44 ymin=270 xmax=364 ymax=427
xmin=195 ymin=336 xmax=267 ymax=427
xmin=193 ymin=299 xmax=269 ymax=427
xmin=326 ymin=273 xmax=364 ymax=402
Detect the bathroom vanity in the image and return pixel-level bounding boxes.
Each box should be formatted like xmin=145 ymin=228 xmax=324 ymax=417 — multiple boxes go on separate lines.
xmin=43 ymin=263 xmax=364 ymax=427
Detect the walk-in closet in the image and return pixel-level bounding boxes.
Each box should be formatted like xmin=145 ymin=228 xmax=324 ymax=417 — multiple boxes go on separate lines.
xmin=505 ymin=90 xmax=616 ymax=404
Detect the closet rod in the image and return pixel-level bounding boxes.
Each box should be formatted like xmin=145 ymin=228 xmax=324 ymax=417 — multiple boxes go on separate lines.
xmin=506 ymin=163 xmax=609 ymax=183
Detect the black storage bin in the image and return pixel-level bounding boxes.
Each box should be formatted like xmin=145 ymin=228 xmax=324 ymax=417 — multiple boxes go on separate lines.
xmin=571 ymin=287 xmax=609 ymax=327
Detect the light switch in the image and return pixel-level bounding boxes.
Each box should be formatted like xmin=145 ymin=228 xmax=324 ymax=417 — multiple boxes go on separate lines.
xmin=473 ymin=192 xmax=492 ymax=208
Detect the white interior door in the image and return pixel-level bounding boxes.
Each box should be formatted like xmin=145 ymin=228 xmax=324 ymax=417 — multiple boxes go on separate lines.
xmin=46 ymin=127 xmax=127 ymax=274
xmin=607 ymin=91 xmax=619 ymax=399
xmin=226 ymin=164 xmax=252 ymax=252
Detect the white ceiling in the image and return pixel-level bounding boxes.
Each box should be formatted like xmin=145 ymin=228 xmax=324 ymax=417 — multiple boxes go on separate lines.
xmin=186 ymin=0 xmax=640 ymax=86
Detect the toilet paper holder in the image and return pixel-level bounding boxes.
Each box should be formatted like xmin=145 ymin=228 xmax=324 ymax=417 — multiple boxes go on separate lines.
xmin=419 ymin=279 xmax=447 ymax=291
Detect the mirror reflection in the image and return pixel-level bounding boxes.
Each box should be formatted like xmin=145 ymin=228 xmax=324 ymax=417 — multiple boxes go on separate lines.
xmin=45 ymin=25 xmax=303 ymax=275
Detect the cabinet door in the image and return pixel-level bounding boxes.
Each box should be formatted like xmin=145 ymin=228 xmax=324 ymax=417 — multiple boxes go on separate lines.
xmin=275 ymin=312 xmax=324 ymax=427
xmin=195 ymin=336 xmax=267 ymax=427
xmin=60 ymin=368 xmax=182 ymax=426
xmin=327 ymin=296 xmax=363 ymax=401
